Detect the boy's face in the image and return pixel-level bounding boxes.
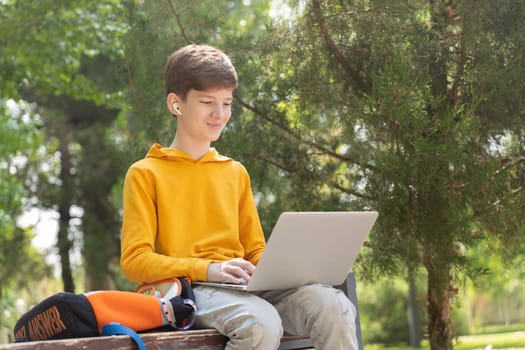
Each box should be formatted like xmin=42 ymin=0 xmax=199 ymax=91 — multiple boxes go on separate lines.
xmin=171 ymin=87 xmax=234 ymax=144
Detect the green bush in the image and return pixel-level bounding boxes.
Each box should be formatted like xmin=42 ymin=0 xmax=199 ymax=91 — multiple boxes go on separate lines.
xmin=359 ymin=277 xmax=425 ymax=345
xmin=358 ymin=275 xmax=471 ymax=346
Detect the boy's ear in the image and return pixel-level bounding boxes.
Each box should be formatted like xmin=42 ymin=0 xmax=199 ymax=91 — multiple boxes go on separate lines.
xmin=167 ymin=93 xmax=182 ymax=117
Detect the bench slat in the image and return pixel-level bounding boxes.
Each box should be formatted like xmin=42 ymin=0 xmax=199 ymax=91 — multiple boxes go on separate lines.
xmin=0 ymin=330 xmax=226 ymax=350
xmin=0 ymin=330 xmax=313 ymax=350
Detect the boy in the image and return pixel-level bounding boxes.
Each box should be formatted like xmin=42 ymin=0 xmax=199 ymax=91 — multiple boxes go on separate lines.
xmin=120 ymin=44 xmax=358 ymax=349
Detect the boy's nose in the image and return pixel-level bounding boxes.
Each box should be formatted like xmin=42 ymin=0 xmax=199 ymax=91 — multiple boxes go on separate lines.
xmin=212 ymin=106 xmax=228 ymax=118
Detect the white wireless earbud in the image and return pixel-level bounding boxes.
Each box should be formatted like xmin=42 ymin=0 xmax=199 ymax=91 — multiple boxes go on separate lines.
xmin=172 ymin=103 xmax=179 ymax=111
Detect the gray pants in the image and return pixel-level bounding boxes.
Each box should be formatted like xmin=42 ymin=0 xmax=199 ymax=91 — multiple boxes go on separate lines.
xmin=192 ymin=284 xmax=358 ymax=350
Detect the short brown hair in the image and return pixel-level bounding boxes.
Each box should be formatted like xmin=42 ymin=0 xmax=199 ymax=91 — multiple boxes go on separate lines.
xmin=164 ymin=44 xmax=238 ymax=100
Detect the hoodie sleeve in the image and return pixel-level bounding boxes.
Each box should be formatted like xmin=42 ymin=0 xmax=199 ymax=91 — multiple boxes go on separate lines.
xmin=120 ymin=163 xmax=212 ymax=283
xmin=237 ymin=164 xmax=266 ymax=265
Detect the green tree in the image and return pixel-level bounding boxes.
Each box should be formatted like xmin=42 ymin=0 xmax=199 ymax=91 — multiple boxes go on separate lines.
xmin=233 ymin=1 xmax=525 ymax=348
xmin=0 ymin=0 xmax=129 ymax=291
xmin=0 ymin=100 xmax=52 ymax=340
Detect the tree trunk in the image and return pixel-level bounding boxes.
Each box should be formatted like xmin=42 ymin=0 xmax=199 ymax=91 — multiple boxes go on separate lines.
xmin=72 ymin=106 xmax=121 ymax=291
xmin=407 ymin=268 xmax=422 ymax=348
xmin=426 ymin=261 xmax=453 ymax=350
xmin=57 ymin=128 xmax=75 ymax=293
xmin=425 ymin=2 xmax=458 ymax=345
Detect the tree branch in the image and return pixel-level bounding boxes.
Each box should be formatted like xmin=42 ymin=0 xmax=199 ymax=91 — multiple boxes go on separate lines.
xmin=167 ymin=0 xmax=192 ymax=44
xmin=491 ymin=186 xmax=522 ymax=208
xmin=311 ymin=0 xmax=370 ymax=93
xmin=492 ymin=155 xmax=525 ymax=177
xmin=333 ymin=182 xmax=375 ymax=201
xmin=448 ymin=2 xmax=464 ymax=108
xmin=237 ymin=98 xmax=376 ymax=171
xmin=469 ymin=155 xmax=525 ymax=221
xmin=449 ymin=155 xmax=525 ymax=191
xmin=241 ymin=152 xmax=294 ymax=173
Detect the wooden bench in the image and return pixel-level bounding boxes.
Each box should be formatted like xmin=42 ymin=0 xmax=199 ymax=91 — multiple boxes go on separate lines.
xmin=0 ymin=273 xmax=363 ymax=350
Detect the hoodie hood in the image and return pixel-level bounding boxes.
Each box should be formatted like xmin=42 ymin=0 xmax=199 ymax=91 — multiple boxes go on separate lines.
xmin=145 ymin=143 xmax=231 ymax=163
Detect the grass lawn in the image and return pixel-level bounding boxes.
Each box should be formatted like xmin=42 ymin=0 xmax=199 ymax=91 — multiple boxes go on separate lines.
xmin=455 ymin=330 xmax=525 ymax=350
xmin=365 ymin=329 xmax=525 ymax=350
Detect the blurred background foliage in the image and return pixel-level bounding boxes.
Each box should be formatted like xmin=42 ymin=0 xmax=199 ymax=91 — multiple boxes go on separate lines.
xmin=1 ymin=0 xmax=524 ymax=348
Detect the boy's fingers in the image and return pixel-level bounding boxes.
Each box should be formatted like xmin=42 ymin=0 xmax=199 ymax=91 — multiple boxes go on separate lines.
xmin=225 ymin=260 xmax=254 ymax=282
xmin=232 ymin=258 xmax=255 ymax=273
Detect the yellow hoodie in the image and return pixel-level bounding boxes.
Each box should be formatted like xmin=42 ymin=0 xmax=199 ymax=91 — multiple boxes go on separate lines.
xmin=120 ymin=144 xmax=266 ymax=283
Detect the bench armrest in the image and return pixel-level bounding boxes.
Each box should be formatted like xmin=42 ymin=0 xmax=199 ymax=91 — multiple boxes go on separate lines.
xmin=336 ymin=271 xmax=363 ymax=350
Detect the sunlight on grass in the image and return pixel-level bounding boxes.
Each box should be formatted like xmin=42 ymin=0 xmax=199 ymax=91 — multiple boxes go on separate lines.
xmin=365 ymin=330 xmax=525 ymax=350
xmin=455 ymin=331 xmax=525 ymax=350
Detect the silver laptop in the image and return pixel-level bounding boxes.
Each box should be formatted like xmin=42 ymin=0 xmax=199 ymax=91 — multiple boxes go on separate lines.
xmin=193 ymin=211 xmax=378 ymax=292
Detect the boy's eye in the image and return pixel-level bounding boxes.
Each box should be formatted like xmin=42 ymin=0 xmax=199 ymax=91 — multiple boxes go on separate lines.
xmin=200 ymin=101 xmax=212 ymax=104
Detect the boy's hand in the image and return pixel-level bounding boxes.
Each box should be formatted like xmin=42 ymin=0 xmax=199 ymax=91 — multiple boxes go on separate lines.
xmin=207 ymin=258 xmax=255 ymax=284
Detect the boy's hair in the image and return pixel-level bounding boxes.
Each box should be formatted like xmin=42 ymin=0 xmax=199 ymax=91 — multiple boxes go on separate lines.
xmin=164 ymin=44 xmax=238 ymax=100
